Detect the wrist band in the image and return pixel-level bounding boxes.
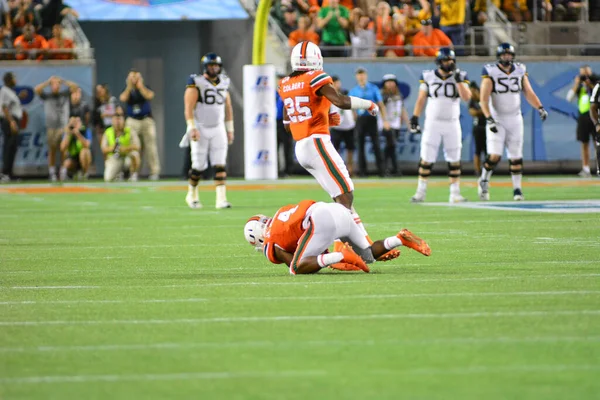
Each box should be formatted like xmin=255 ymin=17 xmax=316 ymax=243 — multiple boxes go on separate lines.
xmin=186 ymin=119 xmax=196 ymax=131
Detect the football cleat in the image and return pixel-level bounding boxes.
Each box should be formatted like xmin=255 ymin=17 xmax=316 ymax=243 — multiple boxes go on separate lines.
xmin=513 ymin=188 xmax=524 ymax=201
xmin=185 ymin=193 xmax=202 ymax=209
xmin=477 ymin=178 xmax=490 ymax=201
xmin=377 ymin=249 xmax=401 ymax=262
xmin=397 ymin=229 xmax=431 ymax=256
xmin=449 ymin=194 xmax=467 ymax=203
xmin=215 ymin=201 xmax=232 ymax=209
xmin=329 ymin=262 xmax=363 ymax=272
xmin=340 ymin=242 xmax=369 ymax=273
xmin=411 ymin=192 xmax=426 ymax=203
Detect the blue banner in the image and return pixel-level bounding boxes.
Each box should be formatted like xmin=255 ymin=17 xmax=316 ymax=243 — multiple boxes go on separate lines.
xmin=325 ymin=60 xmax=588 ymax=163
xmin=0 ymin=64 xmax=94 ymax=176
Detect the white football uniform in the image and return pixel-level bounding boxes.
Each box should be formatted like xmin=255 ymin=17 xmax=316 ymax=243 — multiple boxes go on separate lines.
xmin=186 ymin=73 xmax=230 ymax=170
xmin=419 ymin=69 xmax=469 ymax=163
xmin=482 ymin=62 xmax=527 ymax=159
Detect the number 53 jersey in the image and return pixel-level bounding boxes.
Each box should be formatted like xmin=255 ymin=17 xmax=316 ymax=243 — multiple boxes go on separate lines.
xmin=277 ymin=71 xmax=333 ymax=141
xmin=420 ymin=69 xmax=469 ymax=121
xmin=482 ymin=63 xmax=527 ymax=117
xmin=187 ymin=73 xmax=230 ymax=127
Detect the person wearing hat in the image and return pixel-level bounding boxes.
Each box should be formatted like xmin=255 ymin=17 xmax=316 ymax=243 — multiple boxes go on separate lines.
xmin=468 ymin=81 xmax=487 ymax=176
xmin=349 ymin=67 xmax=388 ymax=177
xmin=411 ymin=18 xmax=452 ymax=57
xmin=399 ymin=0 xmax=432 ymax=45
xmin=380 ymin=74 xmax=408 ymax=176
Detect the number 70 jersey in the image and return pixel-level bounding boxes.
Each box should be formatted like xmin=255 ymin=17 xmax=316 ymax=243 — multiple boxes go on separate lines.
xmin=420 ymin=69 xmax=469 ymax=121
xmin=482 ymin=63 xmax=527 ymax=116
xmin=187 ymin=73 xmax=230 ymax=127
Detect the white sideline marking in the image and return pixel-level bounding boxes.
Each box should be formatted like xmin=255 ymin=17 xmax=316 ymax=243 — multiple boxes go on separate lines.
xmin=4 ymin=273 xmax=600 ymax=290
xmin=1 ymin=290 xmax=598 ymax=306
xmin=1 ymin=336 xmax=599 ymax=354
xmin=0 ymin=310 xmax=598 ymax=327
xmin=1 ymin=365 xmax=599 ymax=384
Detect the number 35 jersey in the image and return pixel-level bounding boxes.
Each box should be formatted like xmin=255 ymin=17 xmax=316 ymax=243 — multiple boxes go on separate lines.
xmin=420 ymin=69 xmax=469 ymax=121
xmin=186 ymin=73 xmax=230 ymax=127
xmin=482 ymin=63 xmax=527 ymax=116
xmin=277 ymin=71 xmax=333 ymax=141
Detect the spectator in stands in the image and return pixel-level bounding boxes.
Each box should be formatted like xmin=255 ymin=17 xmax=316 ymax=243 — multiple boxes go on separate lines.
xmin=280 ymin=6 xmax=298 ymax=37
xmin=35 ymin=75 xmax=77 ymax=181
xmin=101 ymin=105 xmax=141 ymax=182
xmin=399 ymin=0 xmax=431 ymax=45
xmin=288 ymin=15 xmax=319 ymax=47
xmin=47 ymin=23 xmax=73 ymax=59
xmin=435 ymin=0 xmax=466 ymax=55
xmin=59 ymin=111 xmax=91 ymax=181
xmin=375 ymin=1 xmax=404 ymax=57
xmin=349 ymin=8 xmax=376 ymax=58
xmin=35 ymin=0 xmax=78 ymax=39
xmin=501 ymin=0 xmax=531 ymax=22
xmin=10 ymin=0 xmax=35 ymax=37
xmin=412 ymin=18 xmax=451 ymax=57
xmin=317 ymin=0 xmax=350 ymax=57
xmin=0 ymin=0 xmax=12 ymax=50
xmin=553 ymin=0 xmax=584 ymax=21
xmin=307 ymin=5 xmax=321 ymax=31
xmin=310 ymin=0 xmax=354 ymax=10
xmin=120 ymin=70 xmax=160 ymax=180
xmin=0 ymin=72 xmax=23 ymax=183
xmin=470 ymin=0 xmax=489 ymax=25
xmin=14 ymin=22 xmax=47 ymax=60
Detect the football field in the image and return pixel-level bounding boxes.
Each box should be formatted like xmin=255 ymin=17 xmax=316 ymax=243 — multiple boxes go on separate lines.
xmin=1 ymin=176 xmax=599 ymax=399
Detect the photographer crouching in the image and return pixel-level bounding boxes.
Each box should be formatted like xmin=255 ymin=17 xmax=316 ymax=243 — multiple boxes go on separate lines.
xmin=101 ymin=105 xmax=141 ymax=182
xmin=567 ymin=65 xmax=598 ymax=177
xmin=59 ymin=113 xmax=92 ymax=180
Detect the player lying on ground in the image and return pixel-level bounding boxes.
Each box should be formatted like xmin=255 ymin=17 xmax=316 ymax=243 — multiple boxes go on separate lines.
xmin=244 ymin=200 xmax=431 ymax=275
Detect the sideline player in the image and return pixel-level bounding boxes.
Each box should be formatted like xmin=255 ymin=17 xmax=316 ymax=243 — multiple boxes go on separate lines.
xmin=278 ymin=41 xmax=398 ymax=261
xmin=478 ymin=43 xmax=548 ymax=201
xmin=410 ymin=48 xmax=471 ymax=203
xmin=243 ymin=200 xmax=431 ymax=275
xmin=181 ymin=52 xmax=235 ymax=209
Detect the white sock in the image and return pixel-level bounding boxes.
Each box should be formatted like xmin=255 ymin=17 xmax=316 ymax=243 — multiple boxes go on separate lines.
xmin=350 ymin=209 xmax=368 ymax=237
xmin=417 ymin=177 xmax=428 ymax=194
xmin=481 ymin=168 xmax=493 ymax=181
xmin=216 ymin=184 xmax=227 ymax=203
xmin=188 ymin=184 xmax=198 ymax=197
xmin=49 ymin=166 xmax=56 ymax=175
xmin=511 ymin=173 xmax=522 ymax=190
xmin=583 ymin=165 xmax=591 ymax=173
xmin=450 ymin=182 xmax=460 ymax=196
xmin=384 ymin=236 xmax=403 ymax=250
xmin=317 ymin=252 xmax=344 ymax=268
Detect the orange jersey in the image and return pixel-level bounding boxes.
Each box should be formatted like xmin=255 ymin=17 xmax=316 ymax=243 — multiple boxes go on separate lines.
xmin=277 ymin=69 xmax=333 ymax=141
xmin=263 ymin=200 xmax=316 ymax=264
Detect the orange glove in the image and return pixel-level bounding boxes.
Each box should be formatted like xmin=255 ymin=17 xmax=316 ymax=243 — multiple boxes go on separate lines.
xmin=328 ymin=112 xmax=341 ymax=127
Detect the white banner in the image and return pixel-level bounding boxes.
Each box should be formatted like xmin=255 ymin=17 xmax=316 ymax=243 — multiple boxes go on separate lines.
xmin=243 ymin=64 xmax=278 ymax=180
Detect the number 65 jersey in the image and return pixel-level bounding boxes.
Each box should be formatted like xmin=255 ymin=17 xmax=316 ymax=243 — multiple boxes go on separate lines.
xmin=482 ymin=63 xmax=527 ymax=117
xmin=186 ymin=73 xmax=230 ymax=127
xmin=421 ymin=69 xmax=469 ymax=121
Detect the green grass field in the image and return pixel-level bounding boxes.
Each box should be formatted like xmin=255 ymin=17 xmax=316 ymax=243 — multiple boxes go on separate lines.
xmin=1 ymin=176 xmax=599 ymax=399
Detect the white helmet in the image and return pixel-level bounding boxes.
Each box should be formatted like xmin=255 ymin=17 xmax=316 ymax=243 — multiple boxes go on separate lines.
xmin=244 ymin=215 xmax=270 ymax=252
xmin=290 ymin=41 xmax=323 ymax=72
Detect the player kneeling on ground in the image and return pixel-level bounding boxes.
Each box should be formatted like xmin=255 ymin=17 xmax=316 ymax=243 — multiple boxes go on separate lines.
xmin=59 ymin=114 xmax=92 ymax=181
xmin=101 ymin=106 xmax=141 ymax=182
xmin=244 ymin=200 xmax=431 ymax=275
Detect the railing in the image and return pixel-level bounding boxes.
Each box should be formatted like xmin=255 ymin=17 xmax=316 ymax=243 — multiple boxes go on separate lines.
xmin=0 ymin=48 xmax=94 ymax=61
xmin=62 ymin=14 xmax=93 ymax=59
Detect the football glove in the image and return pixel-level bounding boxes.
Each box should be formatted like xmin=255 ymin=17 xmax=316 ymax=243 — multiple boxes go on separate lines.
xmin=454 ymin=69 xmax=463 ymax=83
xmin=410 ymin=115 xmax=421 ymax=134
xmin=367 ymin=102 xmax=379 ymax=116
xmin=538 ymin=106 xmax=548 ymax=121
xmin=486 ymin=117 xmax=498 ymax=133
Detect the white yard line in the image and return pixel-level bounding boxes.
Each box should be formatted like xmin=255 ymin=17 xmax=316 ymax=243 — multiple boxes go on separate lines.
xmin=1 ymin=290 xmax=598 ymax=306
xmin=0 ymin=310 xmax=598 ymax=327
xmin=1 ymin=336 xmax=599 ymax=354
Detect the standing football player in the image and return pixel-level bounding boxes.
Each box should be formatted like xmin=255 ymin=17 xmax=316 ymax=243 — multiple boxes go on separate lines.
xmin=478 ymin=43 xmax=548 ymax=201
xmin=278 ymin=41 xmax=398 ymax=261
xmin=410 ymin=48 xmax=471 ymax=203
xmin=588 ymin=81 xmax=600 ymax=176
xmin=182 ymin=53 xmax=234 ymax=209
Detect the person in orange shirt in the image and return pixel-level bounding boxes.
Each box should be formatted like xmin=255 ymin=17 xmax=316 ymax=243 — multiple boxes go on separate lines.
xmin=309 ymin=0 xmax=354 ymax=10
xmin=243 ymin=200 xmax=431 ymax=275
xmin=47 ymin=24 xmax=75 ymax=60
xmin=288 ymin=16 xmax=320 ymax=48
xmin=375 ymin=1 xmax=405 ymax=57
xmin=14 ymin=23 xmax=48 ymax=61
xmin=412 ymin=18 xmax=452 ymax=57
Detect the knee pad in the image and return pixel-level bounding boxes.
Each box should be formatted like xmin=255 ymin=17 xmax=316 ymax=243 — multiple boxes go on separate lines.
xmin=484 ymin=156 xmax=500 ymax=171
xmin=418 ymin=160 xmax=433 ymax=178
xmin=214 ymin=165 xmax=226 ymax=182
xmin=188 ymin=168 xmax=203 ymax=182
xmin=509 ymin=158 xmax=523 ymax=174
xmin=447 ymin=162 xmax=461 ymax=178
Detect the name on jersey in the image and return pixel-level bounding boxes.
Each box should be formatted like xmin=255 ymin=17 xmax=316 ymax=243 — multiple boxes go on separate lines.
xmin=281 ymin=82 xmax=305 ymax=92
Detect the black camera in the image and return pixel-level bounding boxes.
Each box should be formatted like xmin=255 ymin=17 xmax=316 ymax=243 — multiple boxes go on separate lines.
xmin=580 ymin=75 xmax=589 ymax=81
xmin=68 ymin=125 xmax=75 ymax=130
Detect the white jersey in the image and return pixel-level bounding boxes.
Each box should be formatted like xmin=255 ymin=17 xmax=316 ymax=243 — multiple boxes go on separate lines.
xmin=482 ymin=62 xmax=527 ymax=116
xmin=420 ymin=69 xmax=469 ymax=121
xmin=187 ymin=73 xmax=230 ymax=127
